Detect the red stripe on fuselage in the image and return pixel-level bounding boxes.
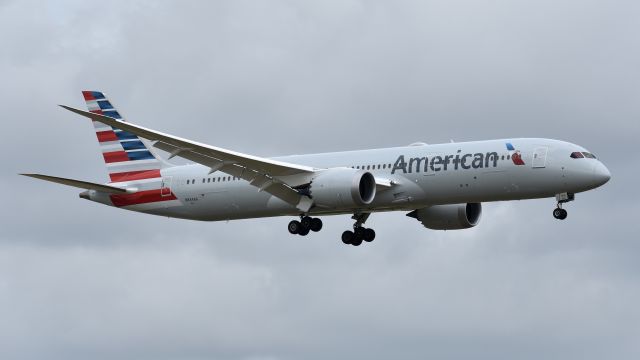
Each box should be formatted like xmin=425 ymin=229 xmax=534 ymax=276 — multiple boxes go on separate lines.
xmin=110 ymin=189 xmax=176 ymax=207
xmin=109 ymin=169 xmax=161 ymax=182
xmin=103 ymin=151 xmax=129 ymax=163
xmin=96 ymin=130 xmax=118 ymax=142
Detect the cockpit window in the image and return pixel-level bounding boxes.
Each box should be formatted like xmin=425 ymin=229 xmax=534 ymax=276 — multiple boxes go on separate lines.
xmin=571 ymin=151 xmax=597 ymax=159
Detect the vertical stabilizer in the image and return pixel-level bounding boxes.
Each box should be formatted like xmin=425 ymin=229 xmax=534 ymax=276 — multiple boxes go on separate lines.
xmin=82 ymin=91 xmax=165 ymax=183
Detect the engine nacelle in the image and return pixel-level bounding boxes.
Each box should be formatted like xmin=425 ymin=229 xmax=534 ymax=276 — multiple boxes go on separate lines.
xmin=309 ymin=168 xmax=376 ymax=208
xmin=408 ymin=203 xmax=482 ymax=230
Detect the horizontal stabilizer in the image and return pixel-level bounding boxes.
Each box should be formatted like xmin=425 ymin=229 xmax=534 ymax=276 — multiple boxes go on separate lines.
xmin=20 ymin=174 xmax=129 ymax=194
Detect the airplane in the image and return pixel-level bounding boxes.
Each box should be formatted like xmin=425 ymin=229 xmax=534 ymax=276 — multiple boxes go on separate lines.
xmin=22 ymin=91 xmax=611 ymax=246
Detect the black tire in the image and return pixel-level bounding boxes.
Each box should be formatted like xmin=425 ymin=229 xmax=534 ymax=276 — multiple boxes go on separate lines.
xmin=558 ymin=208 xmax=568 ymax=220
xmin=553 ymin=208 xmax=563 ymax=220
xmin=298 ymin=227 xmax=310 ymax=236
xmin=363 ymin=228 xmax=376 ymax=242
xmin=301 ymin=216 xmax=313 ymax=230
xmin=342 ymin=230 xmax=354 ymax=244
xmin=288 ymin=220 xmax=301 ymax=234
xmin=351 ymin=236 xmax=363 ymax=246
xmin=354 ymin=227 xmax=365 ymax=241
xmin=310 ymin=218 xmax=323 ymax=232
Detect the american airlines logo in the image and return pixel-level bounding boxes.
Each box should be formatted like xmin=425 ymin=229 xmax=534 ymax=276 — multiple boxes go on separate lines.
xmin=506 ymin=142 xmax=525 ymax=165
xmin=391 ymin=143 xmax=525 ymax=174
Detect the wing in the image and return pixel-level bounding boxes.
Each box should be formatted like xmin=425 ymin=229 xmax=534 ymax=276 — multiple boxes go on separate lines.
xmin=60 ymin=105 xmax=315 ymax=211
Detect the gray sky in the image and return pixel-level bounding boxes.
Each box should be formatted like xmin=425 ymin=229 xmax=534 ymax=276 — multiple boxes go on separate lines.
xmin=1 ymin=0 xmax=640 ymax=359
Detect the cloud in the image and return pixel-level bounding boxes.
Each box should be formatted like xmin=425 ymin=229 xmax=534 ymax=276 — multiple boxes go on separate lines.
xmin=1 ymin=0 xmax=639 ymax=359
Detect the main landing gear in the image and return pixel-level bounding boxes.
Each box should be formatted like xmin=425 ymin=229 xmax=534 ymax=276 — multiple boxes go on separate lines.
xmin=341 ymin=213 xmax=376 ymax=247
xmin=553 ymin=192 xmax=574 ymax=220
xmin=288 ymin=216 xmax=323 ymax=236
xmin=287 ymin=213 xmax=376 ymax=246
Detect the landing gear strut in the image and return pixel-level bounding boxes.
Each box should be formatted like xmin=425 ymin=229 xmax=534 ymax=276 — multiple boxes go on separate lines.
xmin=341 ymin=213 xmax=376 ymax=246
xmin=553 ymin=193 xmax=574 ymax=220
xmin=288 ymin=216 xmax=323 ymax=236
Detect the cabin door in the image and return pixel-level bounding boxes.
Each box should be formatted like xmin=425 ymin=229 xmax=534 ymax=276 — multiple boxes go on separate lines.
xmin=532 ymin=147 xmax=548 ymax=168
xmin=160 ymin=176 xmax=173 ymax=197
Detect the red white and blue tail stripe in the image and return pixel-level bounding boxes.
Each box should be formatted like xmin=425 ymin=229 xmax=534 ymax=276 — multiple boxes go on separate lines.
xmin=82 ymin=91 xmax=164 ymax=183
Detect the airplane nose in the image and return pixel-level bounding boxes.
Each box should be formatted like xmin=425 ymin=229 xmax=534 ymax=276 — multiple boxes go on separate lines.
xmin=592 ymin=162 xmax=611 ymax=187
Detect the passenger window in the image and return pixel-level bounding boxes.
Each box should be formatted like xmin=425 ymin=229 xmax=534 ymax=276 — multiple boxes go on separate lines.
xmin=570 ymin=152 xmax=584 ymax=159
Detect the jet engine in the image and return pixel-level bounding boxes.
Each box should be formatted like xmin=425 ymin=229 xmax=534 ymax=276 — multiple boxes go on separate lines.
xmin=308 ymin=168 xmax=376 ymax=208
xmin=407 ymin=203 xmax=482 ymax=230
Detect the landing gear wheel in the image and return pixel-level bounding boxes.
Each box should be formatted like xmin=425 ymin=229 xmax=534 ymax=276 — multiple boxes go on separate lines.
xmin=342 ymin=231 xmax=354 ymax=244
xmin=553 ymin=208 xmax=568 ymax=220
xmin=310 ymin=218 xmax=323 ymax=232
xmin=350 ymin=227 xmax=365 ymax=246
xmin=363 ymin=228 xmax=376 ymax=242
xmin=298 ymin=227 xmax=310 ymax=236
xmin=558 ymin=208 xmax=567 ymax=220
xmin=288 ymin=220 xmax=301 ymax=234
xmin=301 ymin=216 xmax=313 ymax=230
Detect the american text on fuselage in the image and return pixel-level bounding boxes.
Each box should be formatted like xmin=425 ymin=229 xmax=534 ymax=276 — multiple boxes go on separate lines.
xmin=391 ymin=150 xmax=500 ymax=174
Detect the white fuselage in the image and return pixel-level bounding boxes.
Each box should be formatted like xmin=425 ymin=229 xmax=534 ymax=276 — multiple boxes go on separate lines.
xmin=86 ymin=138 xmax=610 ymax=221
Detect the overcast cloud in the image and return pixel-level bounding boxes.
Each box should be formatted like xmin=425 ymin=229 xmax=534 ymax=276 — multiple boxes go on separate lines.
xmin=1 ymin=0 xmax=639 ymax=359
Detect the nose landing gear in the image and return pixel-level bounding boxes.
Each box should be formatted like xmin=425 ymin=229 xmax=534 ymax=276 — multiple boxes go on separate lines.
xmin=553 ymin=192 xmax=574 ymax=220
